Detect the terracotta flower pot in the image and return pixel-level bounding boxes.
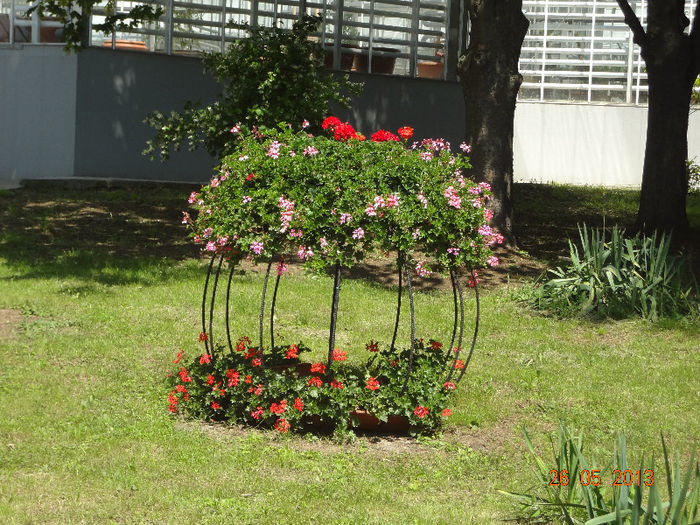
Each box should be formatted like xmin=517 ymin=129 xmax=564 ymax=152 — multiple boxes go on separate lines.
xmin=101 ymin=39 xmax=148 ymax=51
xmin=417 ymin=61 xmax=444 ymax=79
xmin=349 ymin=409 xmax=381 ymax=430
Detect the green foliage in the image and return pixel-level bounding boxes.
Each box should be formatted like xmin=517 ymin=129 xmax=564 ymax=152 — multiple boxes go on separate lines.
xmin=687 ymin=158 xmax=700 ymax=194
xmin=691 ymin=76 xmax=700 ymax=106
xmin=168 ymin=338 xmax=455 ymax=435
xmin=184 ymin=123 xmax=500 ymax=274
xmin=501 ymin=422 xmax=699 ymax=525
xmin=144 ymin=16 xmax=361 ymax=161
xmin=27 ymin=0 xmax=163 ymax=52
xmin=529 ymin=225 xmax=697 ymax=320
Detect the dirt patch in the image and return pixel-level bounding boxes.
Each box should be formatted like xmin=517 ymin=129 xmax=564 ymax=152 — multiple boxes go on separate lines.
xmin=0 ymin=309 xmax=24 ymax=340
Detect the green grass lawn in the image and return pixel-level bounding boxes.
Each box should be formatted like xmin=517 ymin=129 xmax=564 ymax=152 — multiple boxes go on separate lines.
xmin=0 ymin=182 xmax=697 ymax=524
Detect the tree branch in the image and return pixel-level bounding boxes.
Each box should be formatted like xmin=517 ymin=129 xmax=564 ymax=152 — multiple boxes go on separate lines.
xmin=616 ymin=0 xmax=648 ymax=50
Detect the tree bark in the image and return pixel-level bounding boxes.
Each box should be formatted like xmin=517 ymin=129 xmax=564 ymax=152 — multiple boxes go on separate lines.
xmin=618 ymin=0 xmax=699 ymax=233
xmin=459 ymin=0 xmax=529 ymax=247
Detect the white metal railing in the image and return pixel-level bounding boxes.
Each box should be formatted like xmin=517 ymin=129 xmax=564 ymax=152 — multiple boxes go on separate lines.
xmin=2 ymin=0 xmax=699 ymax=105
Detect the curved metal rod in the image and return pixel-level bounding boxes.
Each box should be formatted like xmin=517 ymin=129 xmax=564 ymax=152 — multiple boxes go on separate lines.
xmin=445 ymin=268 xmax=459 ymax=362
xmin=270 ymin=269 xmax=281 ymax=354
xmin=224 ymin=261 xmax=236 ymax=355
xmin=259 ymin=261 xmax=272 ymax=357
xmin=445 ymin=270 xmax=465 ymax=383
xmin=390 ymin=252 xmax=403 ymax=353
xmin=401 ymin=262 xmax=416 ymax=392
xmin=327 ymin=262 xmax=342 ymax=370
xmin=201 ymin=254 xmax=217 ymax=355
xmin=456 ymin=270 xmax=480 ymax=384
xmin=208 ymin=254 xmax=225 ymax=359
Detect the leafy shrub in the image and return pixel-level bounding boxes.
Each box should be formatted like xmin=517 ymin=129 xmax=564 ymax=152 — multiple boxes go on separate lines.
xmin=530 ymin=225 xmax=697 ymax=320
xmin=144 ymin=15 xmax=361 ymax=161
xmin=688 ymin=159 xmax=700 ymax=194
xmin=501 ymin=422 xmax=699 ymax=525
xmin=183 ymin=119 xmax=502 ymax=274
xmin=168 ymin=337 xmax=456 ymax=435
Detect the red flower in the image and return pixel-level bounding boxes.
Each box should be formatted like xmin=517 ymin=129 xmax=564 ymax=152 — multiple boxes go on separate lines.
xmin=322 ymin=116 xmax=341 ymax=130
xmin=245 ymin=375 xmax=252 ymax=384
xmin=199 ymin=332 xmax=208 ymax=342
xmin=285 ymin=344 xmax=299 ymax=359
xmin=274 ymin=418 xmax=290 ymax=433
xmin=397 ymin=126 xmax=414 ymax=140
xmin=178 ymin=367 xmax=192 ymax=383
xmin=444 ymin=381 xmax=456 ymax=391
xmin=430 ymin=340 xmax=443 ymax=351
xmin=453 ymin=360 xmax=465 ymax=370
xmin=307 ymin=376 xmax=323 ymax=387
xmin=365 ymin=376 xmax=380 ymax=391
xmin=332 ymin=348 xmax=347 ymax=361
xmin=310 ymin=362 xmax=326 ymax=374
xmin=356 ymin=134 xmax=366 ymax=141
xmin=413 ymin=405 xmax=429 ymax=418
xmin=244 ymin=347 xmax=260 ymax=360
xmin=468 ymin=271 xmax=479 ymax=288
xmin=173 ymin=351 xmax=184 ymax=364
xmin=211 ymin=401 xmax=221 ymax=410
xmin=206 ymin=374 xmax=215 ymax=385
xmin=441 ymin=408 xmax=452 ymax=417
xmin=366 ymin=340 xmax=379 ymax=353
xmin=199 ymin=354 xmax=211 ymax=364
xmin=235 ymin=336 xmax=250 ymax=352
xmin=333 ymin=122 xmax=357 ymax=141
xmin=390 ymin=359 xmax=399 ymax=367
xmin=371 ymin=129 xmax=399 ymax=142
xmin=330 ymin=379 xmax=344 ymax=389
xmin=226 ymin=369 xmax=240 ymax=387
xmin=293 ymin=397 xmax=304 ymax=412
xmin=270 ymin=399 xmax=287 ymax=415
xmin=251 ymin=358 xmax=262 ymax=367
xmin=175 ymin=384 xmax=187 ymax=393
xmin=168 ymin=390 xmax=178 ymax=412
xmin=251 ymin=406 xmax=264 ymax=420
xmin=246 ymin=172 xmax=255 ymax=181
xmin=248 ymin=384 xmax=263 ymax=396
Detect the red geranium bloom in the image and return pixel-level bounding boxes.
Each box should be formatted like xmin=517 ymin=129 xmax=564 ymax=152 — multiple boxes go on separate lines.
xmin=274 ymin=418 xmax=290 ymax=433
xmin=307 ymin=376 xmax=323 ymax=387
xmin=390 ymin=359 xmax=399 ymax=367
xmin=430 ymin=340 xmax=443 ymax=350
xmin=251 ymin=358 xmax=262 ymax=367
xmin=330 ymin=379 xmax=344 ymax=389
xmin=285 ymin=344 xmax=299 ymax=359
xmin=226 ymin=369 xmax=240 ymax=387
xmin=244 ymin=347 xmax=260 ymax=360
xmin=356 ymin=134 xmax=366 ymax=141
xmin=211 ymin=401 xmax=221 ymax=410
xmin=270 ymin=400 xmax=287 ymax=415
xmin=199 ymin=354 xmax=211 ymax=364
xmin=235 ymin=336 xmax=250 ymax=352
xmin=175 ymin=384 xmax=187 ymax=393
xmin=413 ymin=405 xmax=429 ymax=418
xmin=206 ymin=374 xmax=215 ymax=385
xmin=178 ymin=367 xmax=192 ymax=383
xmin=365 ymin=376 xmax=380 ymax=391
xmin=199 ymin=332 xmax=208 ymax=342
xmin=245 ymin=375 xmax=252 ymax=384
xmin=246 ymin=172 xmax=255 ymax=181
xmin=371 ymin=129 xmax=400 ymax=142
xmin=332 ymin=348 xmax=347 ymax=361
xmin=366 ymin=340 xmax=379 ymax=353
xmin=322 ymin=116 xmax=341 ymax=130
xmin=397 ymin=126 xmax=414 ymax=140
xmin=248 ymin=384 xmax=263 ymax=396
xmin=173 ymin=351 xmax=184 ymax=364
xmin=310 ymin=362 xmax=326 ymax=374
xmin=444 ymin=381 xmax=456 ymax=391
xmin=333 ymin=122 xmax=357 ymax=141
xmin=453 ymin=359 xmax=465 ymax=370
xmin=251 ymin=406 xmax=264 ymax=420
xmin=293 ymin=397 xmax=304 ymax=412
xmin=441 ymin=408 xmax=452 ymax=417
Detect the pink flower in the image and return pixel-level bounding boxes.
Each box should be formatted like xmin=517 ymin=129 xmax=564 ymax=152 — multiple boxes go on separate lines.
xmin=459 ymin=142 xmax=471 ymax=153
xmin=415 ymin=261 xmax=432 ymax=277
xmin=250 ymin=241 xmax=264 ymax=255
xmin=373 ymin=196 xmax=386 ymax=209
xmin=231 ymin=124 xmax=240 ymax=133
xmin=386 ymin=194 xmax=400 ymax=208
xmin=217 ymin=236 xmax=228 ymax=246
xmin=303 ymin=145 xmax=319 ymax=156
xmin=193 ymin=235 xmax=201 ymax=244
xmin=242 ymin=195 xmax=252 ymax=204
xmin=447 ymin=246 xmax=460 ymax=257
xmin=188 ymin=192 xmax=198 ymax=204
xmin=339 ymin=213 xmax=352 ymax=225
xmin=484 ymin=208 xmax=494 ymax=222
xmin=266 ymin=140 xmax=282 ymax=159
xmin=420 ymin=151 xmax=433 ymax=161
xmin=478 ymin=182 xmax=491 ymax=192
xmin=202 ymin=227 xmax=213 ymax=238
xmin=181 ymin=211 xmax=191 ymax=224
xmin=210 ymin=177 xmax=219 ymax=188
xmin=297 ymin=245 xmax=313 ymax=260
xmin=302 ymin=119 xmax=310 ymax=129
xmin=417 ymin=193 xmax=428 ymax=208
xmin=206 ymin=241 xmax=217 ymax=252
xmin=412 ymin=229 xmax=420 ymax=240
xmin=319 ymin=237 xmax=328 ymax=248
xmin=352 ymin=228 xmax=364 ymax=240
xmin=276 ymin=260 xmax=287 ymax=275
xmin=238 ymin=154 xmax=249 ymax=161
xmin=365 ymin=205 xmax=377 ymax=217
xmin=443 ymin=186 xmax=461 ymax=209
xmin=487 ymin=255 xmax=499 ymax=267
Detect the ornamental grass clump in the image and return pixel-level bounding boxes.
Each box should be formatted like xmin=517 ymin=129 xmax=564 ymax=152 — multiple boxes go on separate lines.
xmin=169 ymin=118 xmax=503 ymax=435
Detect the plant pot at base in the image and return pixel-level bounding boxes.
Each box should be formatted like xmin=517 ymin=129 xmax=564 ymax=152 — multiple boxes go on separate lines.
xmin=417 ymin=61 xmax=444 ymax=79
xmin=349 ymin=410 xmax=381 ymax=430
xmin=101 ymin=39 xmax=148 ymax=51
xmin=324 ymin=43 xmax=357 ymax=71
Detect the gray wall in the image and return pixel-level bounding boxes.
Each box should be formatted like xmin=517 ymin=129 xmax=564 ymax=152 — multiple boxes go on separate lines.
xmin=0 ymin=45 xmax=77 ymax=185
xmin=2 ymin=45 xmax=700 ymax=188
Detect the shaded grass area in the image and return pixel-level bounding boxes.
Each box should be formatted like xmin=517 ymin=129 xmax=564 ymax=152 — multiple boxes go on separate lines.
xmin=0 ymin=181 xmax=698 ymax=523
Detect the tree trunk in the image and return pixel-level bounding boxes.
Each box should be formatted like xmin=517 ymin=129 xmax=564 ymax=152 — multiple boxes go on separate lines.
xmin=459 ymin=0 xmax=529 ymax=247
xmin=617 ymin=0 xmax=698 ymax=233
xmin=635 ymin=3 xmax=696 ymax=233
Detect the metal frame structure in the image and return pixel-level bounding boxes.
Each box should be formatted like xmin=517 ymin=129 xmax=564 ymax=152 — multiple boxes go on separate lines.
xmin=200 ymin=253 xmax=480 ymax=386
